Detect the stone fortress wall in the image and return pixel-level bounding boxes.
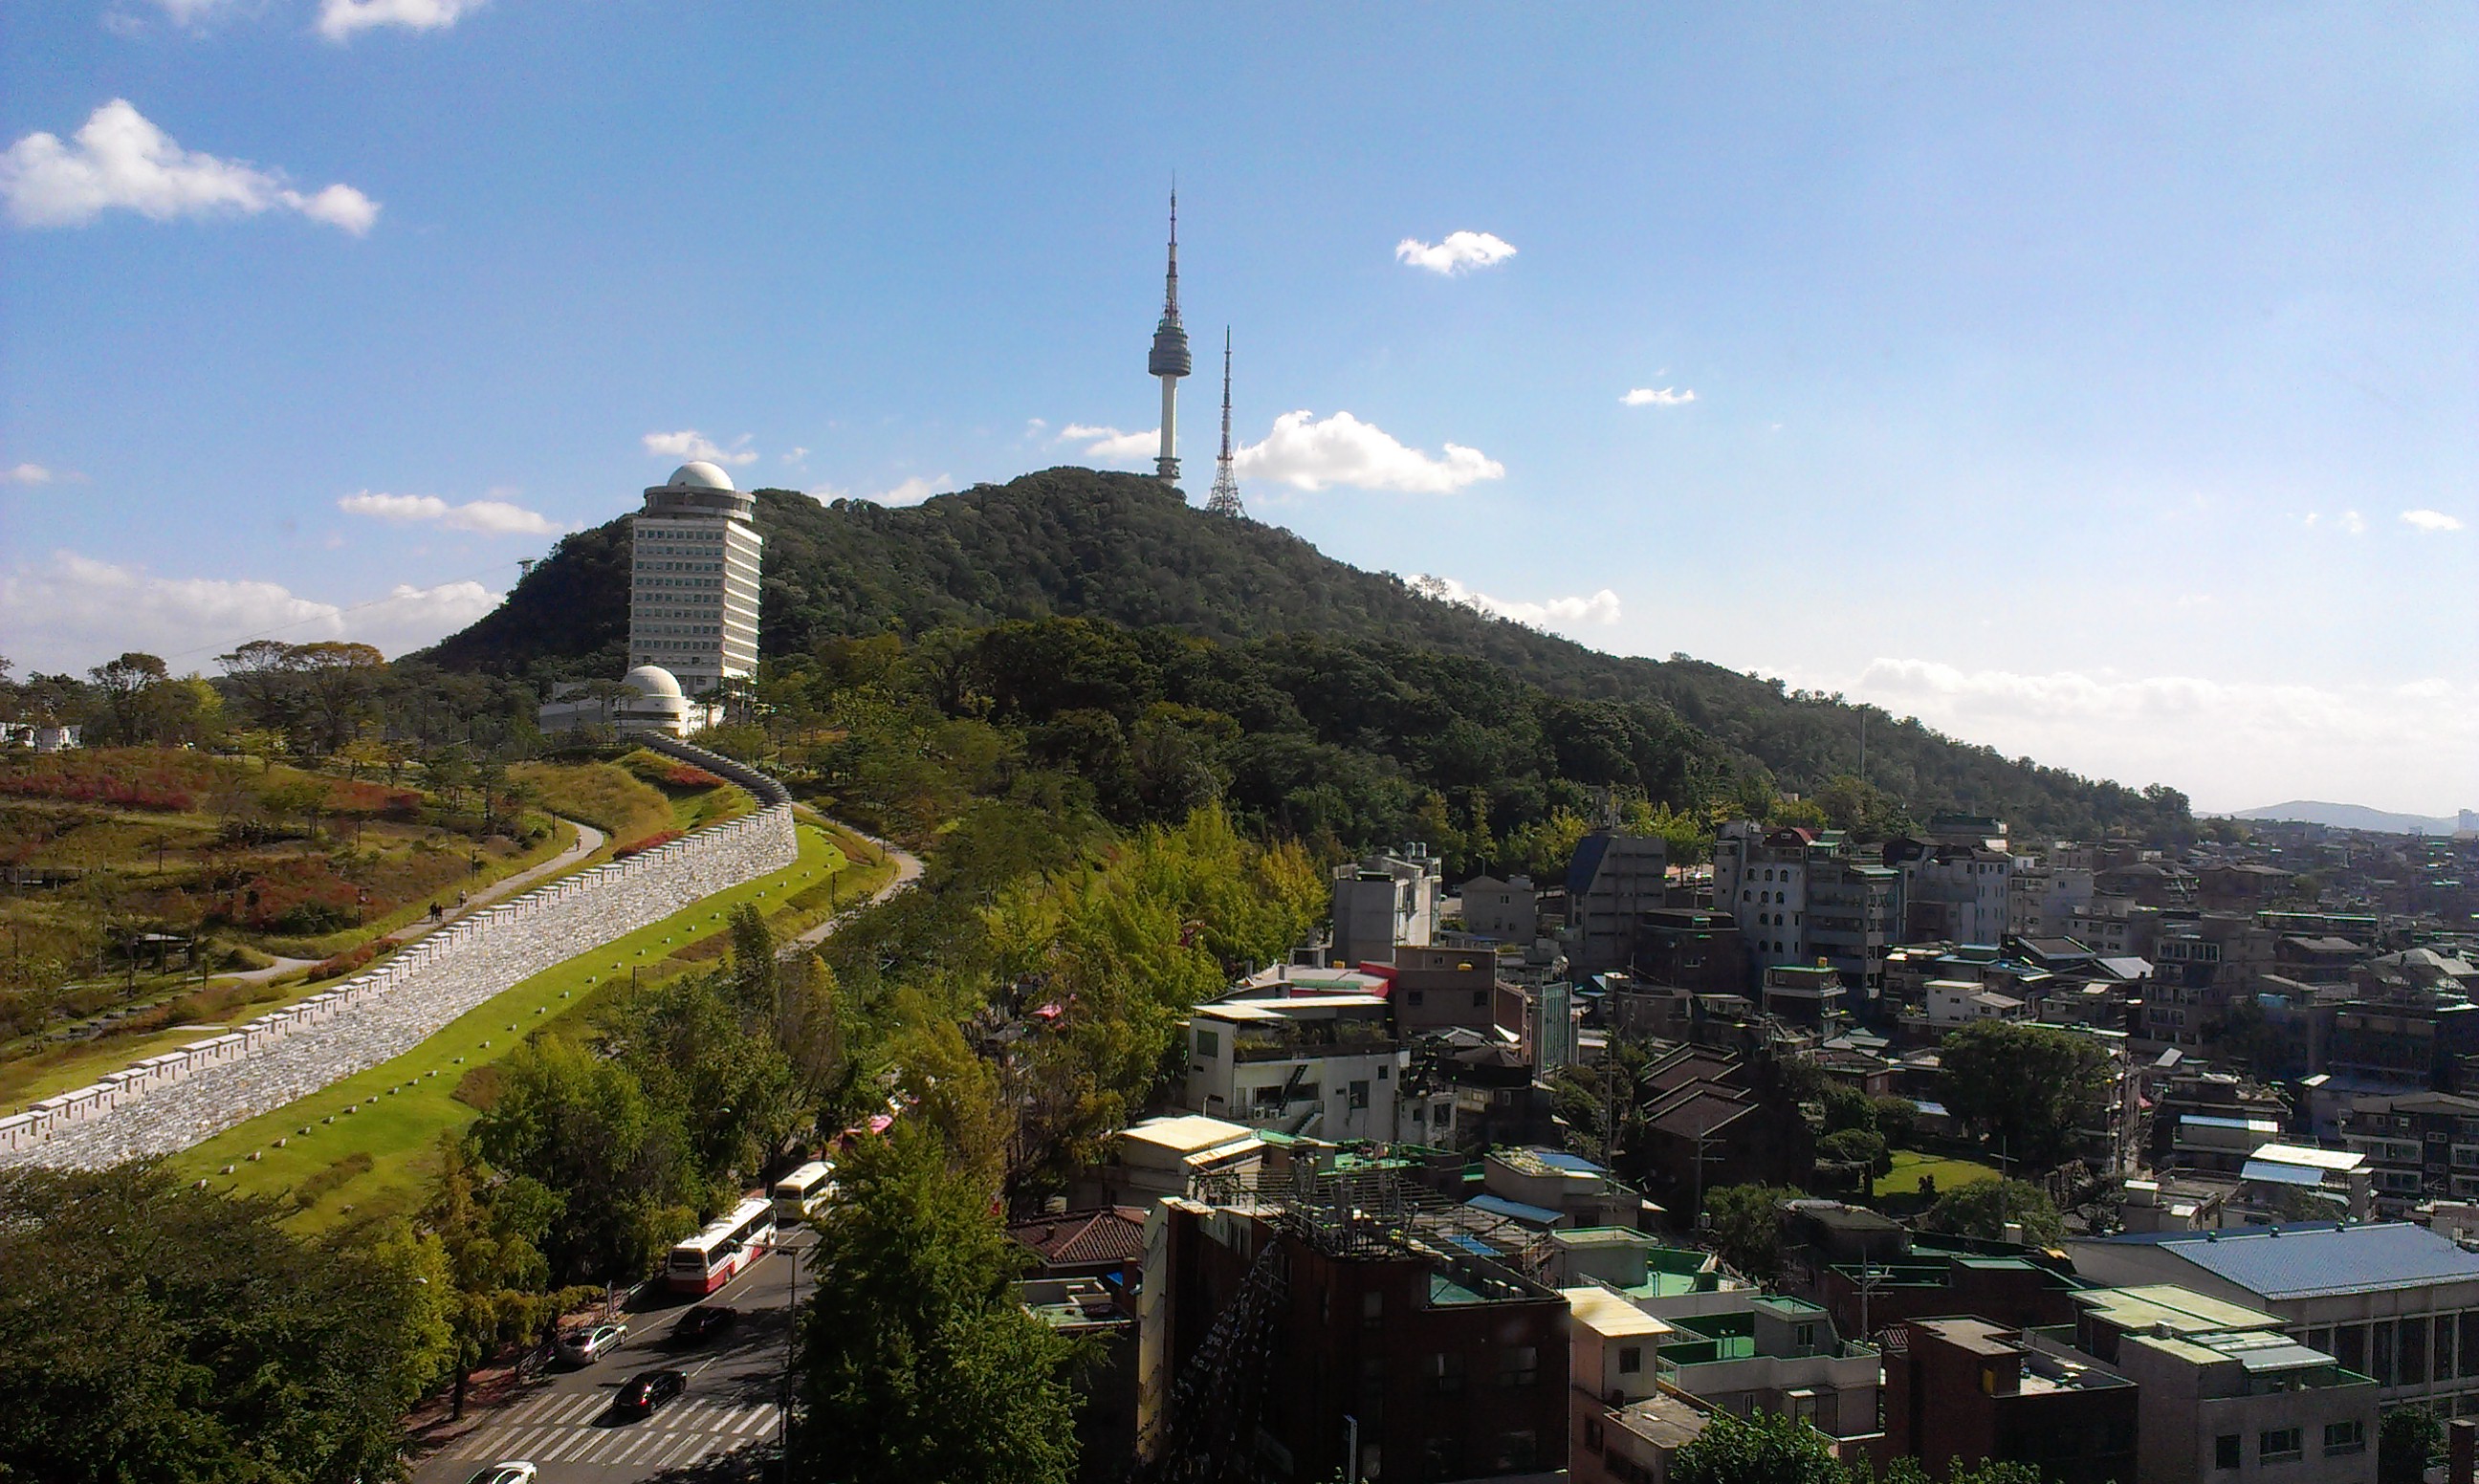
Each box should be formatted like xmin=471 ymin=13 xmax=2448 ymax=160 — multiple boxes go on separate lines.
xmin=0 ymin=738 xmax=797 ymax=1168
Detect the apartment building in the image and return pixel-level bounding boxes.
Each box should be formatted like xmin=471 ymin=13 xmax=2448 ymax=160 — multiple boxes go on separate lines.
xmin=1179 ymin=994 xmax=1405 ymax=1141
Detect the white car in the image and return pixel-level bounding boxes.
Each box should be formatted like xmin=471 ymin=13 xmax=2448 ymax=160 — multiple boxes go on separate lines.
xmin=557 ymin=1320 xmax=629 ymax=1364
xmin=464 ymin=1465 xmax=537 ymax=1484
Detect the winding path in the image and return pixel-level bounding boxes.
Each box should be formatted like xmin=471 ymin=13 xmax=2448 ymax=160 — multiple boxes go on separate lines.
xmin=784 ymin=825 xmax=923 ymax=957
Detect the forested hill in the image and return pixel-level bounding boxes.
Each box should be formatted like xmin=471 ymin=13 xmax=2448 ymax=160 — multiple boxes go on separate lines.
xmin=421 ymin=467 xmax=2188 ymax=836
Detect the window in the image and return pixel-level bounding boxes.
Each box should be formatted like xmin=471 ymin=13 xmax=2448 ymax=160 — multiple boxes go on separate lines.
xmin=2260 ymin=1428 xmax=2302 ymax=1464
xmin=1501 ymin=1345 xmax=1539 ymax=1387
xmin=2214 ymin=1434 xmax=2240 ymax=1471
xmin=1430 ymin=1352 xmax=1463 ymax=1393
xmin=1407 ymin=990 xmax=1425 ymax=1007
xmin=1194 ymin=1028 xmax=1219 ymax=1058
xmin=1471 ymin=989 xmax=1487 ymax=1007
xmin=1362 ymin=1291 xmax=1384 ymax=1327
xmin=1617 ymin=1345 xmax=1641 ymax=1374
xmin=1377 ymin=1063 xmax=1389 ymax=1080
xmin=2323 ymin=1420 xmax=2365 ymax=1456
xmin=1584 ymin=1418 xmax=1604 ymax=1453
xmin=1349 ymin=1080 xmax=1371 ymax=1110
xmin=1795 ymin=1323 xmax=1817 ymax=1350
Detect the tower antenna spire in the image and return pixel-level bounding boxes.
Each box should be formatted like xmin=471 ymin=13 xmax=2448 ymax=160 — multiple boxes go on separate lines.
xmin=1146 ymin=185 xmax=1192 ymax=486
xmin=1207 ymin=327 xmax=1245 ymax=518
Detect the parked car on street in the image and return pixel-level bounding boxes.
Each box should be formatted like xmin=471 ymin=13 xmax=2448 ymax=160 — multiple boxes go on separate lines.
xmin=464 ymin=1465 xmax=537 ymax=1484
xmin=556 ymin=1320 xmax=628 ymax=1365
xmin=614 ymin=1368 xmax=688 ymax=1419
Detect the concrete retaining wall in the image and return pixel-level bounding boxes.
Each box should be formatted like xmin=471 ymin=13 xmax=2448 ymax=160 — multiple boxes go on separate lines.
xmin=0 ymin=745 xmax=798 ymax=1168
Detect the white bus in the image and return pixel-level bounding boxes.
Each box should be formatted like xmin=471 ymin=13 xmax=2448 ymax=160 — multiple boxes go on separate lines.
xmin=771 ymin=1161 xmax=837 ymax=1222
xmin=664 ymin=1196 xmax=777 ymax=1296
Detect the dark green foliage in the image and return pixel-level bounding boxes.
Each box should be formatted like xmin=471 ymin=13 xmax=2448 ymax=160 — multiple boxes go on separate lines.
xmin=2379 ymin=1404 xmax=2442 ymax=1484
xmin=0 ymin=1164 xmax=448 ymax=1483
xmin=469 ymin=1033 xmax=701 ymax=1282
xmin=1938 ymin=1020 xmax=2117 ymax=1170
xmin=1816 ymin=1127 xmax=1891 ymax=1177
xmin=1702 ymin=1184 xmax=1803 ymax=1279
xmin=792 ymin=1124 xmax=1080 ymax=1484
xmin=1921 ymin=1179 xmax=2068 ymax=1248
xmin=419 ymin=468 xmax=2195 ymax=837
xmin=1669 ymin=1408 xmax=1847 ymax=1484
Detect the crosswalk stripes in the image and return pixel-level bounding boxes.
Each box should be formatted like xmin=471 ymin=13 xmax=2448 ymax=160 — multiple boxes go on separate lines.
xmin=440 ymin=1398 xmax=780 ymax=1468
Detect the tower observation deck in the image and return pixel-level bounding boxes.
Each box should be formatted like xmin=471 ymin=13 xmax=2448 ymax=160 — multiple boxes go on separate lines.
xmin=1147 ymin=190 xmax=1191 ymax=485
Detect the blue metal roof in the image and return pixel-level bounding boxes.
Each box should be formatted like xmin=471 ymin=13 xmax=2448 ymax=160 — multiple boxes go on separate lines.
xmin=1530 ymin=1150 xmax=1606 ymax=1174
xmin=1567 ymin=834 xmax=1612 ymax=898
xmin=1466 ymin=1193 xmax=1564 ymax=1227
xmin=2239 ymin=1159 xmax=2325 ymax=1188
xmin=2155 ymin=1223 xmax=2479 ymax=1300
xmin=2181 ymin=1114 xmax=2276 ymax=1130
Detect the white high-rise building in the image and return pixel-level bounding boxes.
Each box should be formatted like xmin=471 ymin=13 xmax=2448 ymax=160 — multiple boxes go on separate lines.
xmin=628 ymin=461 xmax=761 ymax=696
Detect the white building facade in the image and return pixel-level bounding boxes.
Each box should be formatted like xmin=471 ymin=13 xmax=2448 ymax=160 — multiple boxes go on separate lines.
xmin=630 ymin=461 xmax=762 ymax=696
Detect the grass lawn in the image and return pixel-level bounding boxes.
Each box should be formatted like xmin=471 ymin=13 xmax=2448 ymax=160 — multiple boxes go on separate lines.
xmin=171 ymin=822 xmax=853 ymax=1233
xmin=1874 ymin=1148 xmax=2004 ymax=1198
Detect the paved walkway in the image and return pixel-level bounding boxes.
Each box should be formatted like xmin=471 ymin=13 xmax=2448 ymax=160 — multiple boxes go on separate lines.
xmin=783 ymin=827 xmax=922 ymax=956
xmin=195 ymin=817 xmax=606 ymax=987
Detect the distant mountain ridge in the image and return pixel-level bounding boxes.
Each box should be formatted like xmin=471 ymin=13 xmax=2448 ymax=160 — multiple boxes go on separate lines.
xmin=420 ymin=467 xmax=2192 ymax=836
xmin=2232 ymin=800 xmax=2472 ymax=836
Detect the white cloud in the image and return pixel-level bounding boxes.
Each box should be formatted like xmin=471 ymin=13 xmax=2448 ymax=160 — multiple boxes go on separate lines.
xmin=641 ymin=430 xmax=758 ymax=466
xmin=317 ymin=0 xmax=487 ymax=39
xmin=782 ymin=447 xmax=810 ymax=464
xmin=336 ymin=491 xmax=560 ymax=535
xmin=1827 ymin=656 xmax=2479 ymax=817
xmin=1411 ymin=574 xmax=1621 ymax=631
xmin=4 ymin=464 xmax=54 ymax=485
xmin=1234 ymin=409 xmax=1503 ymax=494
xmin=2340 ymin=510 xmax=2366 ymax=535
xmin=1060 ymin=424 xmax=1162 ymax=463
xmin=1622 ymin=386 xmax=1698 ymax=407
xmin=146 ymin=0 xmax=238 ymax=23
xmin=0 ymin=99 xmax=380 ymax=234
xmin=0 ymin=551 xmax=502 ymax=668
xmin=1394 ymin=230 xmax=1518 ymax=275
xmin=2402 ymin=509 xmax=2466 ymax=534
xmin=810 ymin=474 xmax=950 ymax=508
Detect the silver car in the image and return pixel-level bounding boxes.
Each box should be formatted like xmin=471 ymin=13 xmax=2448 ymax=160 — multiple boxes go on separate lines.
xmin=464 ymin=1465 xmax=537 ymax=1484
xmin=556 ymin=1320 xmax=629 ymax=1365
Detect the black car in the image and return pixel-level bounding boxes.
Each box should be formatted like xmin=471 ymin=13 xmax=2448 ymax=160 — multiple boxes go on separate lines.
xmin=613 ymin=1368 xmax=687 ymax=1419
xmin=673 ymin=1304 xmax=739 ymax=1345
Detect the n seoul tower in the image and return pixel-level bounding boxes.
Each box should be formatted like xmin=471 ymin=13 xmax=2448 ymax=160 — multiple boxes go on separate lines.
xmin=1146 ymin=190 xmax=1192 ymax=485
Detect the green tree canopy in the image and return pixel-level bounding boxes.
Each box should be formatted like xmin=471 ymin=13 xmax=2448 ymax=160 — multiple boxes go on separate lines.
xmin=1938 ymin=1020 xmax=2116 ymax=1169
xmin=0 ymin=1164 xmax=447 ymax=1483
xmin=1921 ymin=1179 xmax=2067 ymax=1248
xmin=1670 ymin=1408 xmax=1847 ymax=1484
xmin=792 ymin=1124 xmax=1081 ymax=1484
xmin=1702 ymin=1184 xmax=1803 ymax=1280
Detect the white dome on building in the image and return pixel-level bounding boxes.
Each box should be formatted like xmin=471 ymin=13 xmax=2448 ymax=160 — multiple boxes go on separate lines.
xmin=623 ymin=665 xmax=686 ymax=701
xmin=666 ymin=461 xmax=736 ymax=491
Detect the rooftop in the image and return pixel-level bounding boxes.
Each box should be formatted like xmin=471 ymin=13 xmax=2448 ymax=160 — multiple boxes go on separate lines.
xmin=1565 ymin=1285 xmax=1674 ymax=1341
xmin=2076 ymin=1283 xmax=2283 ymax=1337
xmin=2113 ymin=1221 xmax=2479 ymax=1299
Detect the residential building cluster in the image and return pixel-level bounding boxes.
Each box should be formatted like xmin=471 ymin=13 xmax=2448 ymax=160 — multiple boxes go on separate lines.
xmin=1005 ymin=808 xmax=2479 ymax=1483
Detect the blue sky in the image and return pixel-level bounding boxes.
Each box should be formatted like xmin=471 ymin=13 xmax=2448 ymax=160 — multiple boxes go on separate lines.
xmin=2 ymin=3 xmax=2472 ymax=814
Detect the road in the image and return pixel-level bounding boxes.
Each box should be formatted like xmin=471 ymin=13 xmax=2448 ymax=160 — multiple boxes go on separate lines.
xmin=416 ymin=1228 xmax=812 ymax=1484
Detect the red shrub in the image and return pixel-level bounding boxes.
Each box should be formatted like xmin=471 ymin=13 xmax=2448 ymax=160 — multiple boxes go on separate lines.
xmin=309 ymin=942 xmax=383 ymax=980
xmin=660 ymin=764 xmax=726 ymax=790
xmin=612 ymin=830 xmax=683 ymax=860
xmin=0 ymin=749 xmax=226 ymax=812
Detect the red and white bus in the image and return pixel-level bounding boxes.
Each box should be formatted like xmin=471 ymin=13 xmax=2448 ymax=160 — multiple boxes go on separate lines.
xmin=664 ymin=1196 xmax=777 ymax=1296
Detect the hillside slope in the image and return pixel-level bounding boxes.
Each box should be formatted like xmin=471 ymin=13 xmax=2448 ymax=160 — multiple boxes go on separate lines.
xmin=423 ymin=468 xmax=2188 ymax=835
